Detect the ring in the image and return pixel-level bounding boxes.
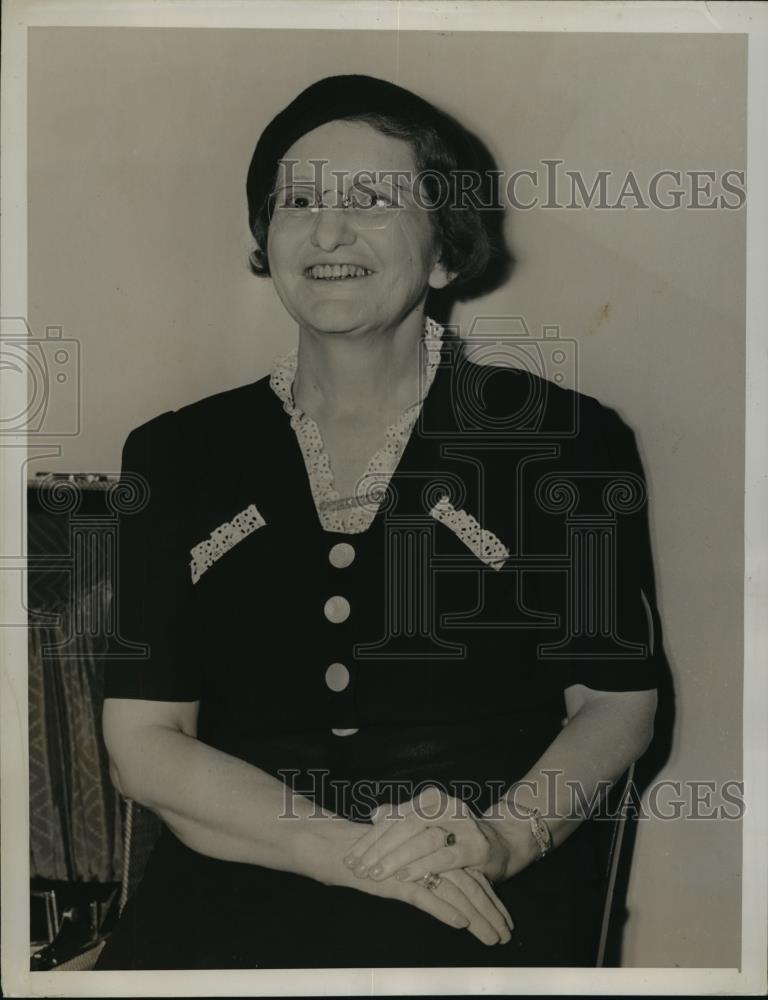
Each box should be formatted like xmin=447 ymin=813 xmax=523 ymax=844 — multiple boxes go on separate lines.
xmin=421 ymin=871 xmax=442 ymax=890
xmin=434 ymin=826 xmax=457 ymax=848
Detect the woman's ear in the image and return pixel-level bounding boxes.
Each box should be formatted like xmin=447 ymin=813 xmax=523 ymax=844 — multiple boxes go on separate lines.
xmin=428 ymin=246 xmax=456 ymax=289
xmin=428 ymin=257 xmax=457 ymax=290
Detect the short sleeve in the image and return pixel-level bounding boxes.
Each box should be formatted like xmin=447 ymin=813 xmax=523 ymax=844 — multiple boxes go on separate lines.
xmin=563 ymin=401 xmax=667 ymax=693
xmin=103 ymin=412 xmax=202 ymax=702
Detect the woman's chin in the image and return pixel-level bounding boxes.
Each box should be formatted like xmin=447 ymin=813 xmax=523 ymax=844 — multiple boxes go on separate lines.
xmin=296 ymin=299 xmax=375 ymax=334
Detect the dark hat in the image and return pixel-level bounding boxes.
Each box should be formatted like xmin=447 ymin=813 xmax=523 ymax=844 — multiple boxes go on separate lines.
xmin=246 ymin=74 xmax=475 ymax=235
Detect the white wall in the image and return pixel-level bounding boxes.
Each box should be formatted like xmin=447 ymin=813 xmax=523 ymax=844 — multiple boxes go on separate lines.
xmin=28 ymin=27 xmax=745 ymax=967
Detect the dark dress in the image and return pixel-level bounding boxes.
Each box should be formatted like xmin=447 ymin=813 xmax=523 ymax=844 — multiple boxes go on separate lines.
xmin=96 ymin=329 xmax=665 ymax=969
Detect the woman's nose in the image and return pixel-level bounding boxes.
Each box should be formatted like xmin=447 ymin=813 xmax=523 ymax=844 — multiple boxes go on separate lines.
xmin=309 ymin=207 xmax=357 ymax=251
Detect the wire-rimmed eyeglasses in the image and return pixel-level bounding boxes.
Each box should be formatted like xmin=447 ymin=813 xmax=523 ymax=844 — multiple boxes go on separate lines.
xmin=266 ymin=181 xmax=404 ymax=230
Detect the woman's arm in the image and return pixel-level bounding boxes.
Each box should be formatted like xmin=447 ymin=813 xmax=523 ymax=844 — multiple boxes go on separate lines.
xmin=485 ymin=685 xmax=657 ymax=879
xmin=104 ymin=697 xmax=513 ymax=944
xmin=342 ymin=685 xmax=656 ymax=884
xmin=103 ymin=697 xmax=355 ymax=878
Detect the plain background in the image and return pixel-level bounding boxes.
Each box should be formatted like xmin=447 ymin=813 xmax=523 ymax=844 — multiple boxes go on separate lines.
xmin=27 ymin=27 xmax=745 ymax=968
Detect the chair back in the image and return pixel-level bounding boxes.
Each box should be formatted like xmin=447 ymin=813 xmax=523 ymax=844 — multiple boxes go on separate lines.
xmin=118 ymin=798 xmax=163 ymax=913
xmin=596 ymin=763 xmax=636 ymax=967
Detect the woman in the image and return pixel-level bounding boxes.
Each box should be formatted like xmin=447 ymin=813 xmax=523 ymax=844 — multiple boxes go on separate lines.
xmin=97 ymin=75 xmax=664 ymax=969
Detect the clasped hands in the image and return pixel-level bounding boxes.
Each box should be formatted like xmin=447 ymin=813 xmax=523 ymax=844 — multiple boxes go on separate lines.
xmin=340 ymin=785 xmax=531 ymax=947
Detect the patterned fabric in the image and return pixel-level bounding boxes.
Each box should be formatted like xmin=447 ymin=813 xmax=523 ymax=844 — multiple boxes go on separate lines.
xmin=29 ymin=624 xmax=69 ymax=879
xmin=28 ymin=504 xmax=123 ymax=882
xmin=190 ymin=503 xmax=266 ymax=584
xmin=269 ymin=316 xmax=444 ymax=533
xmin=428 ymin=494 xmax=511 ymax=570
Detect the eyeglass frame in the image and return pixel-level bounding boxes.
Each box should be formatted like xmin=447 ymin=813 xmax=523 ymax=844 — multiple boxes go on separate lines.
xmin=265 ymin=177 xmax=412 ymax=230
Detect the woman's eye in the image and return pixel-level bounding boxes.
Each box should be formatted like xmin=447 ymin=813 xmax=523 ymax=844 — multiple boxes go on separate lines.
xmin=352 ymin=189 xmax=396 ymax=210
xmin=275 ymin=188 xmax=317 ymax=210
xmin=287 ymin=193 xmax=315 ymax=209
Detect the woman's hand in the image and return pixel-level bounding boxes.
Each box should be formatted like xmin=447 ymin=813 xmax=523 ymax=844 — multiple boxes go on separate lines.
xmin=301 ymin=816 xmax=513 ymax=947
xmin=342 ymin=785 xmax=535 ymax=886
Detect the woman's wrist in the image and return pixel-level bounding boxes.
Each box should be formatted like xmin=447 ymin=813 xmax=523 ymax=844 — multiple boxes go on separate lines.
xmin=294 ymin=816 xmax=371 ymax=886
xmin=479 ymin=811 xmax=542 ymax=881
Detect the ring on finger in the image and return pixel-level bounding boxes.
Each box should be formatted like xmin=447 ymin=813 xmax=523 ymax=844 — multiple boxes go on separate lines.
xmin=432 ymin=825 xmax=457 ymax=848
xmin=421 ymin=871 xmax=442 ymax=890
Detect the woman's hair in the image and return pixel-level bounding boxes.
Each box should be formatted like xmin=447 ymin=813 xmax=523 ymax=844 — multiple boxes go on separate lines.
xmin=246 ymin=74 xmax=505 ymax=291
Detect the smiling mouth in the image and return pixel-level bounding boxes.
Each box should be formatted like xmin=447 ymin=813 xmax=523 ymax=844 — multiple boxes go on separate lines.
xmin=305 ymin=264 xmax=374 ymax=280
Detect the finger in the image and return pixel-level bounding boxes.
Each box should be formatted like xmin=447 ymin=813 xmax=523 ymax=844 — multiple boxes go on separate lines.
xmin=392 ymin=826 xmax=487 ymax=883
xmin=342 ymin=822 xmax=390 ymax=871
xmin=350 ymin=813 xmax=424 ymax=877
xmin=344 ymin=790 xmax=446 ymax=872
xmin=396 ymin=882 xmax=471 ymax=932
xmin=465 ymin=868 xmax=514 ymax=932
xmin=443 ymin=870 xmax=512 ymax=944
xmin=433 ymin=873 xmax=505 ymax=946
xmin=342 ymin=802 xmax=411 ymax=871
xmin=471 ymin=873 xmax=514 ymax=933
xmin=368 ymin=827 xmax=460 ymax=881
xmin=391 ymin=845 xmax=465 ymax=883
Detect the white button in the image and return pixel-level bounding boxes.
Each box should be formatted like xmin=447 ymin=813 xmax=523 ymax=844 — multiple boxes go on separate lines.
xmin=329 ymin=542 xmax=356 ymax=569
xmin=331 ymin=728 xmax=359 ymax=737
xmin=324 ymin=595 xmax=350 ymax=623
xmin=325 ymin=662 xmax=350 ymax=692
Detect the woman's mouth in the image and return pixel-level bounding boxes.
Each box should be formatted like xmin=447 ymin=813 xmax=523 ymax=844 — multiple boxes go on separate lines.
xmin=305 ymin=264 xmax=374 ymax=280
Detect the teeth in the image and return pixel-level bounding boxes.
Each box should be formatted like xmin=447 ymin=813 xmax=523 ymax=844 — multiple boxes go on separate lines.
xmin=307 ymin=264 xmax=372 ymax=280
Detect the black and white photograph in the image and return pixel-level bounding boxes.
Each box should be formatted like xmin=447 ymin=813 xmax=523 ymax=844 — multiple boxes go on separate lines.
xmin=1 ymin=1 xmax=767 ymax=995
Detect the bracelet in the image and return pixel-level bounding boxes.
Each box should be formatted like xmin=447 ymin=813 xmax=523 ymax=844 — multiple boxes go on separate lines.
xmin=516 ymin=804 xmax=553 ymax=860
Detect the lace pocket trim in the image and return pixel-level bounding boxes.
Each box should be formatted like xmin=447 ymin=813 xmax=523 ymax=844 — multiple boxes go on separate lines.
xmin=190 ymin=504 xmax=266 ymax=584
xmin=428 ymin=495 xmax=509 ymax=571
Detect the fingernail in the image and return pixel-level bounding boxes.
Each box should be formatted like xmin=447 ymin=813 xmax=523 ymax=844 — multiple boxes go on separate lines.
xmin=355 ymin=864 xmax=368 ymax=877
xmin=395 ymin=868 xmax=410 ymax=880
xmin=370 ymin=865 xmax=383 ymax=878
xmin=452 ymin=916 xmax=469 ymax=928
xmin=343 ymin=855 xmax=355 ymax=867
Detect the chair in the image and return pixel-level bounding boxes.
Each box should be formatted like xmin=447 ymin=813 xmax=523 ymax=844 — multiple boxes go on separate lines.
xmin=116 ymin=797 xmax=163 ymax=915
xmin=595 ymin=763 xmax=637 ymax=967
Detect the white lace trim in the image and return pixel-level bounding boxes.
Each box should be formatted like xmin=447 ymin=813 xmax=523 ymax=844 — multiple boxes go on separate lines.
xmin=190 ymin=503 xmax=266 ymax=583
xmin=428 ymin=494 xmax=510 ymax=571
xmin=269 ymin=317 xmax=445 ymax=534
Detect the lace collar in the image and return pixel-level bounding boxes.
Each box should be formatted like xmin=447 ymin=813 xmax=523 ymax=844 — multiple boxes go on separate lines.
xmin=269 ymin=316 xmax=445 ymax=534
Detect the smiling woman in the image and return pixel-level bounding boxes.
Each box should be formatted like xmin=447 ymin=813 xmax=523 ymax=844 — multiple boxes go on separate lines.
xmin=265 ymin=120 xmax=455 ymax=346
xmin=95 ymin=74 xmax=664 ymax=970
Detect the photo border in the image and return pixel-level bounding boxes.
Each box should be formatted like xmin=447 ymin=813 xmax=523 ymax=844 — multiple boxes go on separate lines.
xmin=2 ymin=1 xmax=766 ymax=996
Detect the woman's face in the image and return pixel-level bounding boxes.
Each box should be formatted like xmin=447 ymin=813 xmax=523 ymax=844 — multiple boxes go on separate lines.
xmin=266 ymin=120 xmax=452 ymax=337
